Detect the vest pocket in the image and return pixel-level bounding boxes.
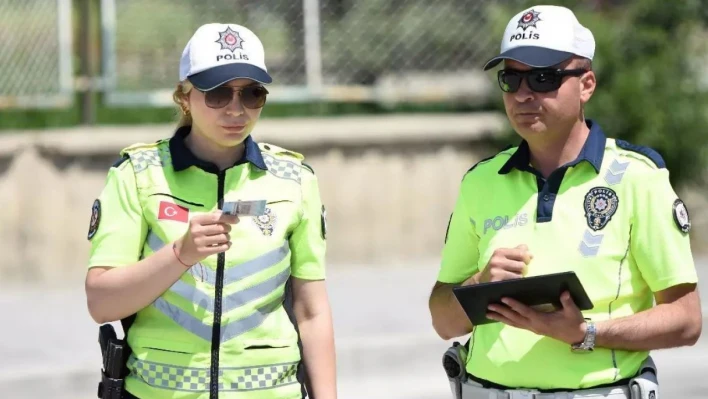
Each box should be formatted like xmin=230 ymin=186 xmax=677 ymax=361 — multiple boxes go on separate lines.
xmin=242 ymin=338 xmax=293 ymax=350
xmin=132 ymin=335 xmax=202 ymax=354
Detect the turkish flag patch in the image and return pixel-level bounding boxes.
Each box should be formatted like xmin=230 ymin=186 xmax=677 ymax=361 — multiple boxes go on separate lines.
xmin=158 ymin=201 xmax=189 ymax=223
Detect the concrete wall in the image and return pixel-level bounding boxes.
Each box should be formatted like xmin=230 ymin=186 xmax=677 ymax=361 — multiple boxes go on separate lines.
xmin=0 ymin=113 xmax=506 ymax=284
xmin=1 ymin=112 xmax=706 ymax=285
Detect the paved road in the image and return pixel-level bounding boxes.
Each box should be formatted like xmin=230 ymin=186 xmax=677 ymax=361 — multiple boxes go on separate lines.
xmin=1 ymin=257 xmax=707 ymax=399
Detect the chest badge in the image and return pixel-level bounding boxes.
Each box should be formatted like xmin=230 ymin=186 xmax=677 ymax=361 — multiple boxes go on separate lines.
xmin=253 ymin=207 xmax=277 ymax=236
xmin=583 ymin=187 xmax=619 ymax=231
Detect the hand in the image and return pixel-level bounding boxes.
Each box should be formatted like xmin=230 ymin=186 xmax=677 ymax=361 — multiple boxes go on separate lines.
xmin=174 ymin=210 xmax=240 ymax=266
xmin=477 ymin=244 xmax=533 ymax=284
xmin=487 ymin=291 xmax=587 ymax=345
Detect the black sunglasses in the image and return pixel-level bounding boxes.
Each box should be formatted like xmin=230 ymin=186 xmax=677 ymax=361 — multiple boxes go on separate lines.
xmin=201 ymin=85 xmax=269 ymax=109
xmin=498 ymin=68 xmax=587 ymax=93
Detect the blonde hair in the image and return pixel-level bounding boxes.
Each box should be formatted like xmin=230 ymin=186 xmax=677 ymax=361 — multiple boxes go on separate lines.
xmin=172 ymin=80 xmax=193 ymax=128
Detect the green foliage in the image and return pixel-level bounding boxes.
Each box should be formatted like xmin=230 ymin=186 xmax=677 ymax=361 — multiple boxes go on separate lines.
xmin=486 ymin=0 xmax=708 ymax=188
xmin=320 ymin=0 xmax=491 ymax=84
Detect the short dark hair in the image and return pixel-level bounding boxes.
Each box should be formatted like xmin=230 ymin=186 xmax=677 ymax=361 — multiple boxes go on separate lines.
xmin=575 ymin=57 xmax=593 ymax=71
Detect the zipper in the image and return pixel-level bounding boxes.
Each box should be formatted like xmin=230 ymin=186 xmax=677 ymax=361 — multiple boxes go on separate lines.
xmin=210 ymin=170 xmax=226 ymax=398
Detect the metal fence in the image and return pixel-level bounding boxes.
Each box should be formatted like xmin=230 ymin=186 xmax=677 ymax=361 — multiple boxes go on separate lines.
xmin=0 ymin=0 xmax=522 ymax=110
xmin=101 ymin=0 xmax=521 ymax=107
xmin=0 ymin=0 xmax=74 ymax=109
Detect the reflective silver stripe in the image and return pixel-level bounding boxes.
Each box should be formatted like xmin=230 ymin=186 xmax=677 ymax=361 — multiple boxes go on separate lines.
xmin=221 ymin=266 xmax=290 ymax=313
xmin=170 ymin=266 xmax=290 ymax=314
xmin=128 ymin=354 xmax=299 ymax=392
xmin=144 ymin=230 xmax=290 ymax=342
xmin=154 ymin=295 xmax=284 ymax=342
xmin=219 ymin=240 xmax=290 ymax=286
xmin=153 ymin=297 xmax=212 ymax=341
xmin=604 ymin=158 xmax=630 ymax=186
xmin=146 ymin=230 xmax=165 ymax=253
xmin=579 ymin=230 xmax=604 ymax=257
xmin=145 ymin=230 xmax=289 ymax=287
xmin=221 ymin=296 xmax=284 ymax=342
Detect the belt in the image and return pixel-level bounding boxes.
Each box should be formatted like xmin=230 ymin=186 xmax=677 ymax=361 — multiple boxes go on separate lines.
xmin=460 ymin=380 xmax=632 ymax=399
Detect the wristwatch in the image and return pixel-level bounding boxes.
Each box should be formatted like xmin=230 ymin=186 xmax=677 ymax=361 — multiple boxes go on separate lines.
xmin=571 ymin=320 xmax=596 ymax=353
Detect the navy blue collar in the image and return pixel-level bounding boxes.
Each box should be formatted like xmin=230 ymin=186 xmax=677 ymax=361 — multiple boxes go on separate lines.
xmin=170 ymin=126 xmax=268 ymax=173
xmin=498 ymin=119 xmax=606 ymax=175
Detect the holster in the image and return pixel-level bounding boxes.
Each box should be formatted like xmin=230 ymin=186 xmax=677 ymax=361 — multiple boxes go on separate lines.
xmin=442 ymin=341 xmax=468 ymax=399
xmin=97 ymin=323 xmax=131 ymax=399
xmin=629 ymin=356 xmax=658 ymax=399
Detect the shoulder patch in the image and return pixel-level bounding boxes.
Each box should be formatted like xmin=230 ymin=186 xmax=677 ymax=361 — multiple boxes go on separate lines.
xmin=87 ymin=199 xmax=101 ymax=240
xmin=673 ymin=199 xmax=691 ymax=233
xmin=112 ymin=154 xmax=130 ymax=168
xmin=302 ymin=162 xmax=315 ymax=174
xmin=615 ymin=139 xmax=666 ymax=169
xmin=259 ymin=142 xmax=304 ymax=161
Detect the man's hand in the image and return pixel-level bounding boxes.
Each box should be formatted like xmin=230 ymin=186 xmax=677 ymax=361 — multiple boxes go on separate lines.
xmin=477 ymin=244 xmax=533 ymax=284
xmin=487 ymin=291 xmax=587 ymax=345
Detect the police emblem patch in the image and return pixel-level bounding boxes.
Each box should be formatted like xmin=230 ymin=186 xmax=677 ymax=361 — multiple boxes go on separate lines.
xmin=87 ymin=199 xmax=101 ymax=240
xmin=215 ymin=26 xmax=244 ymax=52
xmin=517 ymin=9 xmax=541 ymax=31
xmin=253 ymin=207 xmax=277 ymax=236
xmin=583 ymin=187 xmax=619 ymax=231
xmin=673 ymin=199 xmax=691 ymax=233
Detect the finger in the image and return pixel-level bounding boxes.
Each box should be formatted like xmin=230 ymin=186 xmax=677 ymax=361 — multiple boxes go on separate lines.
xmin=489 ymin=264 xmax=526 ymax=280
xmin=512 ymin=245 xmax=534 ymax=264
xmin=195 ymin=211 xmax=239 ymax=225
xmin=197 ymin=223 xmax=232 ymax=236
xmin=487 ymin=311 xmax=522 ymax=329
xmin=196 ymin=233 xmax=230 ymax=247
xmin=219 ymin=213 xmax=240 ymax=225
xmin=488 ymin=303 xmax=528 ymax=325
xmin=560 ymin=291 xmax=579 ymax=312
xmin=202 ymin=241 xmax=231 ymax=254
xmin=497 ymin=249 xmax=532 ymax=265
xmin=501 ymin=297 xmax=536 ymax=319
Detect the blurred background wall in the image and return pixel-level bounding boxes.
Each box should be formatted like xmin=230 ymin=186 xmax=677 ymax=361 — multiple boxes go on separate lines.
xmin=1 ymin=1 xmax=708 ymax=398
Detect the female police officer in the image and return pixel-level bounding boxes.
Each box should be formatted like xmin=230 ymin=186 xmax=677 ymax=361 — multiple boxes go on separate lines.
xmin=84 ymin=23 xmax=337 ymax=399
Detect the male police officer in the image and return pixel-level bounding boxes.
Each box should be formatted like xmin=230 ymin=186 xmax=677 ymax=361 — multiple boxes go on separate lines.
xmin=429 ymin=5 xmax=702 ymax=398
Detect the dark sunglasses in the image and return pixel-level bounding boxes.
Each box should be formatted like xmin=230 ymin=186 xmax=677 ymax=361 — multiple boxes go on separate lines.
xmin=201 ymin=85 xmax=269 ymax=109
xmin=497 ymin=68 xmax=587 ymax=93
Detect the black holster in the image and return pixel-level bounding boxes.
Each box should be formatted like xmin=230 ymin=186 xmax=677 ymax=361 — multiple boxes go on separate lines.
xmin=97 ymin=323 xmax=131 ymax=399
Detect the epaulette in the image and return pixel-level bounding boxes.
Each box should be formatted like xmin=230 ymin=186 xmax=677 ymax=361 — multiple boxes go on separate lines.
xmin=112 ymin=154 xmax=130 ymax=168
xmin=464 ymin=145 xmax=516 ymax=177
xmin=258 ymin=142 xmax=305 ymax=161
xmin=615 ymin=139 xmax=666 ymax=169
xmin=119 ymin=139 xmax=168 ymax=157
xmin=302 ymin=162 xmax=315 ymax=174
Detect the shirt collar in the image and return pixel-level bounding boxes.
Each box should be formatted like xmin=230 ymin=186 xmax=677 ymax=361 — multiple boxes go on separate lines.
xmin=498 ymin=119 xmax=606 ymax=175
xmin=170 ymin=126 xmax=268 ymax=173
